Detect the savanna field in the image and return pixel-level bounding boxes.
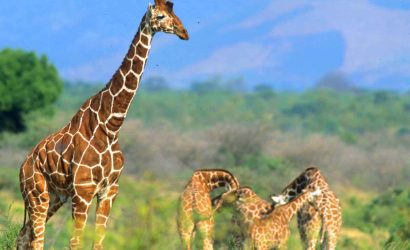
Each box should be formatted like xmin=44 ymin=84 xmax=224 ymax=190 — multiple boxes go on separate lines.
xmin=0 ymin=80 xmax=409 ymax=249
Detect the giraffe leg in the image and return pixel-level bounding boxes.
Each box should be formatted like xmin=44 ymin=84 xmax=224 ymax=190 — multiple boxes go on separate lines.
xmin=16 ymin=221 xmax=31 ymax=250
xmin=177 ymin=212 xmax=194 ymax=250
xmin=92 ymin=185 xmax=119 ymax=250
xmin=196 ymin=218 xmax=214 ymax=250
xmin=19 ymin=172 xmax=50 ymax=250
xmin=69 ymin=187 xmax=94 ymax=250
xmin=232 ymin=213 xmax=246 ymax=249
xmin=322 ymin=232 xmax=337 ymax=250
xmin=46 ymin=193 xmax=66 ymax=222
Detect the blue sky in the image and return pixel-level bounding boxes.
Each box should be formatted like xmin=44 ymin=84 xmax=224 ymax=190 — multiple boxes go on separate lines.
xmin=1 ymin=0 xmax=410 ymax=91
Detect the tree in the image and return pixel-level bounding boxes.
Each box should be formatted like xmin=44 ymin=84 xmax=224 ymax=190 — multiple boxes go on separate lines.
xmin=315 ymin=71 xmax=358 ymax=92
xmin=142 ymin=76 xmax=169 ymax=92
xmin=0 ymin=48 xmax=62 ymax=132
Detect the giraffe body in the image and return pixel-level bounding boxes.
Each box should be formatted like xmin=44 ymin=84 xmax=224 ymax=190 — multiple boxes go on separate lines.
xmin=177 ymin=169 xmax=239 ymax=250
xmin=271 ymin=167 xmax=342 ymax=250
xmin=17 ymin=1 xmax=188 ymax=249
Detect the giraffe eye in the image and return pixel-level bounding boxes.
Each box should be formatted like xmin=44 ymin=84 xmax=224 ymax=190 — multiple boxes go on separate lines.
xmin=156 ymin=15 xmax=165 ymax=20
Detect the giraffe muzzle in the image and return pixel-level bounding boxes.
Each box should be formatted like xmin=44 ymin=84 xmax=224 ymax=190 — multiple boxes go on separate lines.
xmin=176 ymin=28 xmax=189 ymax=40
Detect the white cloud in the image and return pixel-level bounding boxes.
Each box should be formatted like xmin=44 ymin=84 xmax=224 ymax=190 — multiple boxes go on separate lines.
xmin=60 ymin=52 xmax=123 ymax=82
xmin=227 ymin=1 xmax=310 ymax=31
xmin=236 ymin=0 xmax=410 ymax=85
xmin=177 ymin=42 xmax=288 ymax=78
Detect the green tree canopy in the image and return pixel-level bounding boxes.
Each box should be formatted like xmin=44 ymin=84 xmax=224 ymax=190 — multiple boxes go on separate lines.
xmin=0 ymin=48 xmax=62 ymax=132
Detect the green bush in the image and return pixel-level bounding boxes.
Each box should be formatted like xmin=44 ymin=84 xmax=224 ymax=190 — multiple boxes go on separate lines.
xmin=0 ymin=48 xmax=62 ymax=132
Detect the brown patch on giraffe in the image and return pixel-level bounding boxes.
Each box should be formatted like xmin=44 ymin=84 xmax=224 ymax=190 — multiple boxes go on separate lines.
xmin=90 ymin=93 xmax=102 ymax=111
xmin=74 ymin=166 xmax=93 ymax=184
xmin=92 ymin=167 xmax=103 ymax=183
xmin=113 ymin=153 xmax=124 ymax=171
xmin=123 ymin=72 xmax=139 ymax=91
xmin=108 ymin=172 xmax=120 ymax=184
xmin=112 ymin=90 xmax=133 ymax=113
xmin=88 ymin=112 xmax=100 ymax=131
xmin=132 ymin=58 xmax=144 ymax=75
xmin=69 ymin=112 xmax=83 ymax=134
xmin=98 ymin=91 xmax=113 ymax=121
xmin=90 ymin=127 xmax=109 ymax=152
xmin=81 ymin=146 xmax=100 ymax=167
xmin=140 ymin=34 xmax=149 ymax=45
xmin=72 ymin=136 xmax=88 ymax=164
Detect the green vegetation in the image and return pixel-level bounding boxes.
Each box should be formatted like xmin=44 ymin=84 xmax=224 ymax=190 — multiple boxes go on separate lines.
xmin=0 ymin=48 xmax=62 ymax=133
xmin=0 ymin=167 xmax=408 ymax=249
xmin=0 ymin=79 xmax=409 ymax=249
xmin=56 ymin=82 xmax=410 ymax=141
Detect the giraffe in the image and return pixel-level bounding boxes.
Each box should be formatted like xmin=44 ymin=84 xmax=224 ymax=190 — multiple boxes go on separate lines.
xmin=219 ymin=186 xmax=321 ymax=250
xmin=16 ymin=1 xmax=188 ymax=249
xmin=270 ymin=167 xmax=342 ymax=250
xmin=177 ymin=169 xmax=240 ymax=250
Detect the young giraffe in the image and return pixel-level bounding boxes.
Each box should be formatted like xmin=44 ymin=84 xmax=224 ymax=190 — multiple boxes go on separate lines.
xmin=177 ymin=169 xmax=239 ymax=250
xmin=220 ymin=186 xmax=321 ymax=250
xmin=271 ymin=167 xmax=342 ymax=250
xmin=16 ymin=1 xmax=188 ymax=249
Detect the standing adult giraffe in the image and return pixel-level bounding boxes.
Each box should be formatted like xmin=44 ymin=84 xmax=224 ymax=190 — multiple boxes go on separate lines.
xmin=16 ymin=1 xmax=189 ymax=249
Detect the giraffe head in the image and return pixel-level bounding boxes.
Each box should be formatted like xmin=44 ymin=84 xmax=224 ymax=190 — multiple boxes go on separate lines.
xmin=216 ymin=186 xmax=258 ymax=206
xmin=146 ymin=0 xmax=189 ymax=40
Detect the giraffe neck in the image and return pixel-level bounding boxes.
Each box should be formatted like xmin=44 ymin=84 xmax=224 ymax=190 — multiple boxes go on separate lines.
xmin=238 ymin=190 xmax=275 ymax=220
xmin=280 ymin=168 xmax=320 ymax=202
xmin=280 ymin=191 xmax=313 ymax=222
xmin=194 ymin=170 xmax=239 ymax=191
xmin=207 ymin=171 xmax=239 ymax=191
xmin=91 ymin=14 xmax=154 ymax=135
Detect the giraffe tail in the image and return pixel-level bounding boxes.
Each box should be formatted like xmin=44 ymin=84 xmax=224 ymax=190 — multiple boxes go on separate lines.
xmin=21 ymin=205 xmax=27 ymax=230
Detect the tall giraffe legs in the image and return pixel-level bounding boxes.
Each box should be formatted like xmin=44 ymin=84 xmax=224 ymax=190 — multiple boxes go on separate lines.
xmin=196 ymin=218 xmax=214 ymax=250
xmin=46 ymin=193 xmax=66 ymax=222
xmin=92 ymin=185 xmax=119 ymax=250
xmin=177 ymin=212 xmax=195 ymax=250
xmin=69 ymin=187 xmax=94 ymax=250
xmin=17 ymin=170 xmax=50 ymax=250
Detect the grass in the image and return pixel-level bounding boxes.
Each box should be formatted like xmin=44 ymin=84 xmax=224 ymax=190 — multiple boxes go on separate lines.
xmin=1 ymin=166 xmax=407 ymax=250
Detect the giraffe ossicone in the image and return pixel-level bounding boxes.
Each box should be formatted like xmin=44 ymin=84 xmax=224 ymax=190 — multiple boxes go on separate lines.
xmin=16 ymin=0 xmax=188 ymax=249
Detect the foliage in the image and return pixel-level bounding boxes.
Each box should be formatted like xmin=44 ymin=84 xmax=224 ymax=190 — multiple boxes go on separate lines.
xmin=54 ymin=83 xmax=410 ymax=142
xmin=1 ymin=165 xmax=406 ymax=250
xmin=0 ymin=48 xmax=62 ymax=132
xmin=0 ymin=79 xmax=409 ymax=248
xmin=141 ymin=76 xmax=169 ymax=92
xmin=364 ymin=188 xmax=410 ymax=245
xmin=0 ymin=204 xmax=20 ymax=250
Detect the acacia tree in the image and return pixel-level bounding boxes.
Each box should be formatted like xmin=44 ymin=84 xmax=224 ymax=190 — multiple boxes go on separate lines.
xmin=0 ymin=48 xmax=62 ymax=132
